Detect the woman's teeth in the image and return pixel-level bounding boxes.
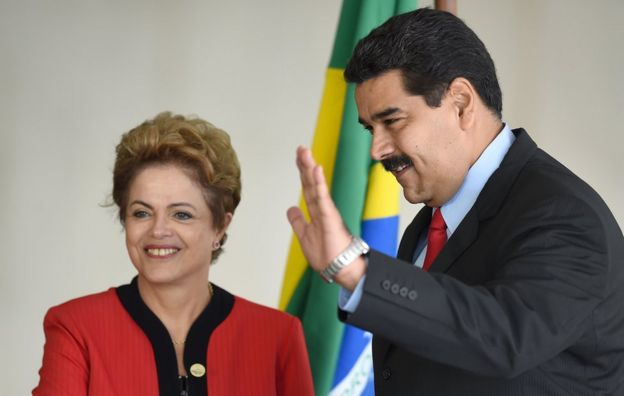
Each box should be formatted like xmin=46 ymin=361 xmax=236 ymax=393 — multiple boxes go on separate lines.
xmin=146 ymin=248 xmax=179 ymax=256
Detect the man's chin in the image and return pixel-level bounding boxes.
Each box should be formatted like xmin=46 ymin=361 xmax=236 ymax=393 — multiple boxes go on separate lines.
xmin=402 ymin=189 xmax=425 ymax=205
xmin=402 ymin=186 xmax=439 ymax=206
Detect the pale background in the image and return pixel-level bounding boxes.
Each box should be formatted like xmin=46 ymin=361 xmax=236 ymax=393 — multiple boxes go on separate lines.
xmin=1 ymin=0 xmax=622 ymax=394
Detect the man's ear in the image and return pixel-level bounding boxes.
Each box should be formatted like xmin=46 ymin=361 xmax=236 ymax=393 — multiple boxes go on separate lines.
xmin=448 ymin=77 xmax=476 ymax=130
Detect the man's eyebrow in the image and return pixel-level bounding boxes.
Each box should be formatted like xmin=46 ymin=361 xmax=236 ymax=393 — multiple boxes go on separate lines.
xmin=358 ymin=107 xmax=402 ymax=125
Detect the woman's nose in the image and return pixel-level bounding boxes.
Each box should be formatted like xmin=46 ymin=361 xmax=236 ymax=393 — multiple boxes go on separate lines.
xmin=150 ymin=215 xmax=173 ymax=238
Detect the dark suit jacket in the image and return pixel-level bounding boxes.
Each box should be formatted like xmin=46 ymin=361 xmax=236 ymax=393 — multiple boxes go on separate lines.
xmin=341 ymin=129 xmax=624 ymax=395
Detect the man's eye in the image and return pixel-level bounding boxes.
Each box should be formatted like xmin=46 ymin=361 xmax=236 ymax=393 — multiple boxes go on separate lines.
xmin=384 ymin=118 xmax=399 ymax=126
xmin=174 ymin=212 xmax=193 ymax=220
xmin=132 ymin=210 xmax=149 ymax=218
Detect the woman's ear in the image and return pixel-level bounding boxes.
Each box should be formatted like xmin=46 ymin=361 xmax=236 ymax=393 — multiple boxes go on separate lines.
xmin=218 ymin=212 xmax=233 ymax=239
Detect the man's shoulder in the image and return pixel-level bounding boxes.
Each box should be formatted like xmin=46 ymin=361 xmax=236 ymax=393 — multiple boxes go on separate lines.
xmin=520 ymin=146 xmax=604 ymax=205
xmin=497 ymin=129 xmax=601 ymax=205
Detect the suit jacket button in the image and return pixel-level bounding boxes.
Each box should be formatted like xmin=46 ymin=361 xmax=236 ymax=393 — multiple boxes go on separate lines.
xmin=382 ymin=280 xmax=391 ymax=290
xmin=382 ymin=368 xmax=392 ymax=380
xmin=408 ymin=290 xmax=418 ymax=300
xmin=391 ymin=283 xmax=400 ymax=294
xmin=399 ymin=287 xmax=408 ymax=297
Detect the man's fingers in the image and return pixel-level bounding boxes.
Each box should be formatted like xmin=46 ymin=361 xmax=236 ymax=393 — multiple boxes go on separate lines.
xmin=290 ymin=147 xmax=352 ymax=271
xmin=286 ymin=206 xmax=307 ymax=239
xmin=296 ymin=147 xmax=323 ymax=218
xmin=297 ymin=146 xmax=316 ymax=168
xmin=313 ymin=165 xmax=329 ymax=199
xmin=294 ymin=147 xmax=343 ymax=235
xmin=313 ymin=165 xmax=344 ymax=230
xmin=296 ymin=146 xmax=316 ymax=190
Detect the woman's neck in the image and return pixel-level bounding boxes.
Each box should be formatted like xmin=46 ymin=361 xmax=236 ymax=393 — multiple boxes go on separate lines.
xmin=136 ymin=275 xmax=212 ymax=341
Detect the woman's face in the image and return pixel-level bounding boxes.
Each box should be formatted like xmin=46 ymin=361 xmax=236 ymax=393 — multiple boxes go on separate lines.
xmin=124 ymin=164 xmax=231 ymax=286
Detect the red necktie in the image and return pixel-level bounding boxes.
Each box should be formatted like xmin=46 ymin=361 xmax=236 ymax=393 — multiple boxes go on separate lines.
xmin=422 ymin=209 xmax=447 ymax=272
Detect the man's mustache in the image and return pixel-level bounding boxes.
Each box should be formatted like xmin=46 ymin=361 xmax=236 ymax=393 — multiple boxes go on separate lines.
xmin=381 ymin=155 xmax=413 ymax=172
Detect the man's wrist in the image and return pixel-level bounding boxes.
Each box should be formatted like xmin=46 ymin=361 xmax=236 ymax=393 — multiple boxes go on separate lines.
xmin=334 ymin=256 xmax=367 ymax=291
xmin=320 ymin=237 xmax=369 ymax=287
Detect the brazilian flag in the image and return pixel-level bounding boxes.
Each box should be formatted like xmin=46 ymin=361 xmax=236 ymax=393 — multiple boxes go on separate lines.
xmin=280 ymin=1 xmax=416 ymax=394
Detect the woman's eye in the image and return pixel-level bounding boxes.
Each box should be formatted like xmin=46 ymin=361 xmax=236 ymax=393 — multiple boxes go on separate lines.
xmin=132 ymin=210 xmax=150 ymax=218
xmin=174 ymin=212 xmax=193 ymax=220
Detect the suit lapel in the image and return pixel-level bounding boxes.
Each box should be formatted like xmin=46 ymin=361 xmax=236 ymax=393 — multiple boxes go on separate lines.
xmin=428 ymin=209 xmax=479 ymax=273
xmin=428 ymin=128 xmax=537 ymax=273
xmin=474 ymin=128 xmax=537 ymax=219
xmin=397 ymin=206 xmax=431 ymax=261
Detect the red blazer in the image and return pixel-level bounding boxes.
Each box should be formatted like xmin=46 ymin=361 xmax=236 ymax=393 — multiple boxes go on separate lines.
xmin=33 ymin=278 xmax=314 ymax=395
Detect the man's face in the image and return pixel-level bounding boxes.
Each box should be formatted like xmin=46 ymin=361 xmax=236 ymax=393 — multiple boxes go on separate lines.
xmin=355 ymin=70 xmax=473 ymax=207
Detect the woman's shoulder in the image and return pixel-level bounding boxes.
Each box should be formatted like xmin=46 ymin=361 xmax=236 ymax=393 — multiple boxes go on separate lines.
xmin=45 ymin=287 xmax=122 ymax=323
xmin=229 ymin=294 xmax=300 ymax=328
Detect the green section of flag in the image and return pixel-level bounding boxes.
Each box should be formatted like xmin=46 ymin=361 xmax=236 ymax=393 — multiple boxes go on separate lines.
xmin=396 ymin=0 xmax=417 ymax=14
xmin=329 ymin=0 xmax=414 ymax=70
xmin=332 ymin=82 xmax=370 ymax=237
xmin=333 ymin=0 xmax=411 ymax=236
xmin=287 ymin=1 xmax=417 ymax=394
xmin=285 ymin=266 xmax=344 ymax=395
xmin=328 ymin=0 xmax=361 ymax=69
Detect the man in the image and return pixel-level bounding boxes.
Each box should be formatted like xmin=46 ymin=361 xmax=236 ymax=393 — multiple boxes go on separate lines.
xmin=287 ymin=8 xmax=624 ymax=395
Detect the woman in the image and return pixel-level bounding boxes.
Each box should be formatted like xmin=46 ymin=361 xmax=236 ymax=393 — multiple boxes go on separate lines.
xmin=33 ymin=112 xmax=314 ymax=395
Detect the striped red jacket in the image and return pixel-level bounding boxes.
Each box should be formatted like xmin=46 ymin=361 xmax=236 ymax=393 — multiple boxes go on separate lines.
xmin=33 ymin=278 xmax=314 ymax=395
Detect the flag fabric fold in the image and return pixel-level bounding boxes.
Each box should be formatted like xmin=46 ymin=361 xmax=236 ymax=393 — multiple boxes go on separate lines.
xmin=279 ymin=1 xmax=416 ymax=394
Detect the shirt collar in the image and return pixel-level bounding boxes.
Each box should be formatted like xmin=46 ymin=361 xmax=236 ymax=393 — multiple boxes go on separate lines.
xmin=439 ymin=124 xmax=515 ymax=235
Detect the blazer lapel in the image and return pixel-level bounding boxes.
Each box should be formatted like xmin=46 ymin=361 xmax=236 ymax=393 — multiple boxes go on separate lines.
xmin=429 ymin=128 xmax=538 ymax=274
xmin=397 ymin=206 xmax=431 ymax=261
xmin=395 ymin=203 xmax=480 ymax=275
xmin=429 ymin=209 xmax=479 ymax=273
xmin=475 ymin=128 xmax=537 ymax=219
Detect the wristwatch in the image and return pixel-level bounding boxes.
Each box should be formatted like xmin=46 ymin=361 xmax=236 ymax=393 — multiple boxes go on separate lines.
xmin=320 ymin=237 xmax=370 ymax=283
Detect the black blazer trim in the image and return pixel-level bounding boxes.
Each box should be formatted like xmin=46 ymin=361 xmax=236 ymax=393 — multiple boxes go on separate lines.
xmin=116 ymin=276 xmax=234 ymax=396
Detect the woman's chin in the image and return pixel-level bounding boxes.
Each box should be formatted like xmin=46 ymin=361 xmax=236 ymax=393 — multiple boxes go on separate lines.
xmin=137 ymin=267 xmax=182 ymax=286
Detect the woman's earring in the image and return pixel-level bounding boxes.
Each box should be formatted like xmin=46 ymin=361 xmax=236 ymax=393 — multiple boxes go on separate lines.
xmin=212 ymin=240 xmax=221 ymax=250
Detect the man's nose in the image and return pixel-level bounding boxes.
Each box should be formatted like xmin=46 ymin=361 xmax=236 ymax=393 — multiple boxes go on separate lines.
xmin=370 ymin=130 xmax=392 ymax=161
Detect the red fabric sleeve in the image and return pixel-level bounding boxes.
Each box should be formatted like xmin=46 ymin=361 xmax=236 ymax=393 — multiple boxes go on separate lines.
xmin=32 ymin=307 xmax=89 ymax=396
xmin=276 ymin=317 xmax=314 ymax=396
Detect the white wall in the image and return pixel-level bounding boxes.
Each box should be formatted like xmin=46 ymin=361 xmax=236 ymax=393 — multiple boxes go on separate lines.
xmin=1 ymin=1 xmax=622 ymax=393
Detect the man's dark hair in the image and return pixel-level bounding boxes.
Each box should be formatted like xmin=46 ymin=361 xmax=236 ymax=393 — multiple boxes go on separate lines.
xmin=345 ymin=8 xmax=502 ymax=119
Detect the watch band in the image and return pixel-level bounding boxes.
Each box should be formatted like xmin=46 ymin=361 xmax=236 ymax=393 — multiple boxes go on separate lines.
xmin=320 ymin=237 xmax=370 ymax=283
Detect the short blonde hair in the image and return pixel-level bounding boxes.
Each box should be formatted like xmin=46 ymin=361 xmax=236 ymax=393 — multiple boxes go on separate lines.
xmin=112 ymin=112 xmax=241 ymax=261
